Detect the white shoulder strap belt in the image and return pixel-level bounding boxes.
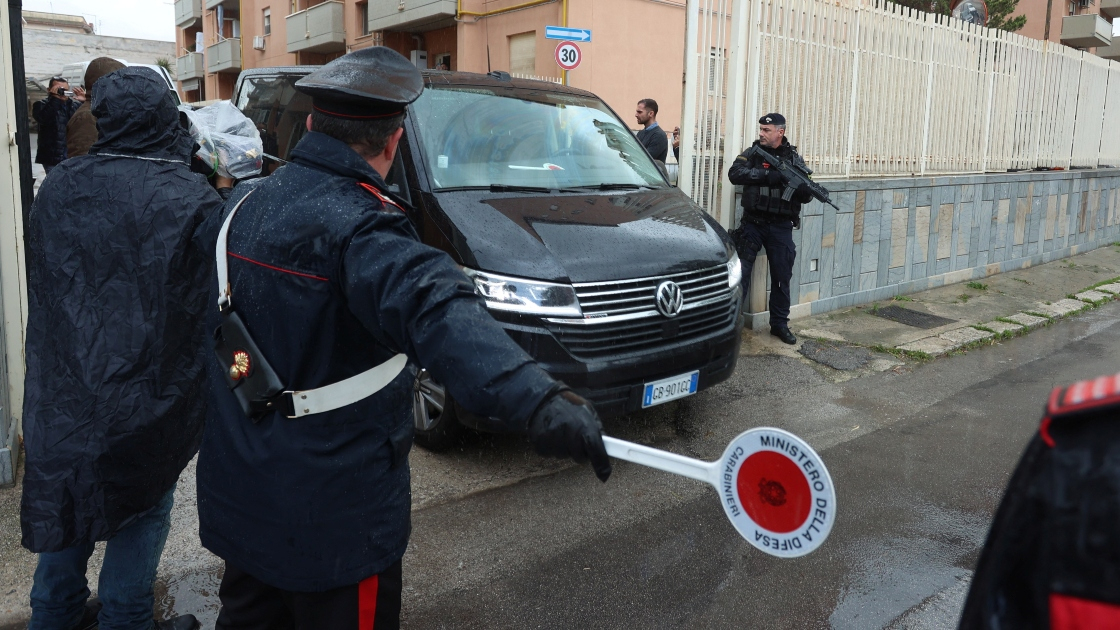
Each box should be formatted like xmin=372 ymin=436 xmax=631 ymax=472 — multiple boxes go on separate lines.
xmin=216 ymin=190 xmax=409 ymax=419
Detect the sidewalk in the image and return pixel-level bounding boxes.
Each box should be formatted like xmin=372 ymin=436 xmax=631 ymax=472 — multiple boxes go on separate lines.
xmin=741 ymin=242 xmax=1120 ymax=376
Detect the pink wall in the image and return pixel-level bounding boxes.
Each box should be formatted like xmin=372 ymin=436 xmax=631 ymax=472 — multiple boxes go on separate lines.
xmin=180 ymin=0 xmax=689 ymax=128
xmin=241 ymin=2 xmax=298 ymax=70
xmin=455 ymin=0 xmax=686 ymax=139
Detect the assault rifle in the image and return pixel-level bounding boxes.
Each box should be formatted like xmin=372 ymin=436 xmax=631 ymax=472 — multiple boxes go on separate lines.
xmin=743 ymin=145 xmax=840 ymax=211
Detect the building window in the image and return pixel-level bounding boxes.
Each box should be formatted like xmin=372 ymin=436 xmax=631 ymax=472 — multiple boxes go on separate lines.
xmin=263 ymin=8 xmax=271 ymax=35
xmin=359 ymin=2 xmax=370 ymax=35
xmin=290 ymin=0 xmax=298 ymax=14
xmin=509 ymin=32 xmax=536 ymax=77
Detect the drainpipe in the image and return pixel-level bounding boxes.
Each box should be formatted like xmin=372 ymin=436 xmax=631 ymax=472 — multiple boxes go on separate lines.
xmin=561 ymin=0 xmax=568 ymax=86
xmin=1044 ymin=0 xmax=1054 ymax=40
xmin=238 ymin=0 xmax=244 ymax=98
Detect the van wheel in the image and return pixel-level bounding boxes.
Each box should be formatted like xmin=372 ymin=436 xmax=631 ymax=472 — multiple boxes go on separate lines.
xmin=413 ymin=369 xmax=464 ymax=452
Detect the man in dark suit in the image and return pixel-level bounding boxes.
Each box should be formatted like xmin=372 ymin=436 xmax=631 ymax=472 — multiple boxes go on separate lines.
xmin=635 ymin=98 xmax=668 ymax=162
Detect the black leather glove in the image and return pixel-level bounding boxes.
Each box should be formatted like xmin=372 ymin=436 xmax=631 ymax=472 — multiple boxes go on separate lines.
xmin=528 ymin=390 xmax=612 ymax=482
xmin=765 ymin=168 xmax=784 ymax=187
xmin=795 ymin=182 xmax=812 ymax=197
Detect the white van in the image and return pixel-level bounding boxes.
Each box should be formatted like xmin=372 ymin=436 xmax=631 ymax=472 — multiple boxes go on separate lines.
xmin=59 ymin=60 xmax=182 ymax=105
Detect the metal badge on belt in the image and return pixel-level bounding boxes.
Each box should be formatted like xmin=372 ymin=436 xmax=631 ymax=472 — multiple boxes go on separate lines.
xmin=213 ymin=308 xmax=286 ymax=421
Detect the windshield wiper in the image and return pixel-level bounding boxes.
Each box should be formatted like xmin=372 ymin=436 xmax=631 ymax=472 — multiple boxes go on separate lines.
xmin=488 ymin=184 xmax=554 ymax=193
xmin=435 ymin=185 xmax=552 ymax=193
xmin=594 ymin=183 xmax=651 ymax=190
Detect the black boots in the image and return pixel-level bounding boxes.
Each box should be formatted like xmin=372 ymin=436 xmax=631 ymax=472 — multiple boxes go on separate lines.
xmin=770 ymin=326 xmax=797 ymax=345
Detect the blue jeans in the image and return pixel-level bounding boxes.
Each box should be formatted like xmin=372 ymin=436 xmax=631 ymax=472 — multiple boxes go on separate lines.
xmin=29 ymin=489 xmax=174 ymax=630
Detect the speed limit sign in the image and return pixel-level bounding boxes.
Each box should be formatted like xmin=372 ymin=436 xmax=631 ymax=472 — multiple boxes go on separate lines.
xmin=555 ymin=41 xmax=582 ymax=71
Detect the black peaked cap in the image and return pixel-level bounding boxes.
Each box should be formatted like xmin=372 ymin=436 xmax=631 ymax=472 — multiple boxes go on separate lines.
xmin=759 ymin=112 xmax=786 ymax=126
xmin=296 ymin=47 xmax=424 ymax=119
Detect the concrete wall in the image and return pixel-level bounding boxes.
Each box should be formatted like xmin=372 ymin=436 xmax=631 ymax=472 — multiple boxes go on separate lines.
xmin=743 ymin=169 xmax=1120 ymax=328
xmin=22 ymin=28 xmax=175 ymax=83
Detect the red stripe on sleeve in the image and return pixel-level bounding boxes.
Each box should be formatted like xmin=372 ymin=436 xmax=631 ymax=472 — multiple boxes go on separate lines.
xmin=358 ymin=574 xmax=379 ymax=630
xmin=228 ymin=252 xmax=329 ymax=282
xmin=1050 ymin=593 xmax=1120 ymax=630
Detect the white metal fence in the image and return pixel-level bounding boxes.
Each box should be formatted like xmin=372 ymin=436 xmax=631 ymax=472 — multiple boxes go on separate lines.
xmin=679 ymin=0 xmax=1120 ymax=226
xmin=511 ymin=73 xmax=563 ymax=83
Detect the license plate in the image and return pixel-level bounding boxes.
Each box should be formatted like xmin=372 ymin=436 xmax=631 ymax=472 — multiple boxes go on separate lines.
xmin=642 ymin=371 xmax=699 ymax=408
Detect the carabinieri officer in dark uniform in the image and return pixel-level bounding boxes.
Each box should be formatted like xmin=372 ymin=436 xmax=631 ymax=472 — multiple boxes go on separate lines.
xmin=727 ymin=113 xmax=814 ymax=345
xmin=196 ymin=47 xmax=612 ymax=629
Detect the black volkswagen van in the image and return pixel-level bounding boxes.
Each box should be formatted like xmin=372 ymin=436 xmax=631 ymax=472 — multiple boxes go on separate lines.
xmin=234 ymin=68 xmax=744 ymax=449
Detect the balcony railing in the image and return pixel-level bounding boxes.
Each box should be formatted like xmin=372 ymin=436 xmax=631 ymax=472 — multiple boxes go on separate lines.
xmin=1100 ymin=0 xmax=1120 ymax=20
xmin=368 ymin=0 xmax=456 ymax=32
xmin=1097 ymin=41 xmax=1120 ymax=60
xmin=287 ymin=1 xmax=346 ymax=54
xmin=174 ymin=0 xmax=202 ymax=28
xmin=176 ymin=52 xmax=205 ymax=81
xmin=206 ymin=38 xmax=242 ymax=74
xmin=204 ymin=0 xmax=238 ymax=9
xmin=1060 ymin=14 xmax=1112 ymax=49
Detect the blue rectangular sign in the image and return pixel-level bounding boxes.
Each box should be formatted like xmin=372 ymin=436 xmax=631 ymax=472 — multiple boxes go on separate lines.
xmin=545 ymin=26 xmax=591 ymax=42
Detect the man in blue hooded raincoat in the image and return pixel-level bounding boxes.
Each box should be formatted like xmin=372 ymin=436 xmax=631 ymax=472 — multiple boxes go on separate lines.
xmin=21 ymin=67 xmax=216 ymax=630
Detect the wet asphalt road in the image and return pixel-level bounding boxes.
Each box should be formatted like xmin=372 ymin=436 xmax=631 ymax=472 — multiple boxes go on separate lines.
xmin=397 ymin=301 xmax=1120 ymax=629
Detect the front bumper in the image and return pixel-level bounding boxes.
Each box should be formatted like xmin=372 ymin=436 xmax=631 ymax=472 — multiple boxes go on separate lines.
xmin=466 ymin=289 xmax=743 ymax=423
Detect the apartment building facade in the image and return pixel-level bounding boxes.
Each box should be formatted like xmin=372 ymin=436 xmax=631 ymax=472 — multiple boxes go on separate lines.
xmin=1011 ymin=0 xmax=1120 ymax=56
xmin=173 ymin=0 xmax=687 ymax=136
xmin=22 ymin=10 xmax=94 ymax=34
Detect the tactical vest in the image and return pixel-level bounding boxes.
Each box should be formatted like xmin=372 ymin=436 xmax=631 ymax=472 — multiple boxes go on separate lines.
xmin=742 ymin=143 xmax=802 ymax=222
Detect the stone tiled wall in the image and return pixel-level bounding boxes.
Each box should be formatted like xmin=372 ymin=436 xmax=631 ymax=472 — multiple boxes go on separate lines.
xmin=740 ymin=169 xmax=1120 ymax=328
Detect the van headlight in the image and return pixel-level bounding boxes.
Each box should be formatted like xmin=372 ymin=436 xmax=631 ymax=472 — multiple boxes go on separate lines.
xmin=727 ymin=251 xmax=742 ymax=288
xmin=463 ymin=268 xmax=582 ymax=317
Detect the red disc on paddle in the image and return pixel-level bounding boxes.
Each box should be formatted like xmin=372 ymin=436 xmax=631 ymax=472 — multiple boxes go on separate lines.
xmin=737 ymin=451 xmax=812 ymax=534
xmin=717 ymin=428 xmax=835 ymax=557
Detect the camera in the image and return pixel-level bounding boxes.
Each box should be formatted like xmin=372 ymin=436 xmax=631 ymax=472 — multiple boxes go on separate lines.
xmin=55 ymin=87 xmax=66 ymax=97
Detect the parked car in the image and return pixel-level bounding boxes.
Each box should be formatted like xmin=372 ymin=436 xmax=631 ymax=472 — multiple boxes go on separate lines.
xmin=232 ymin=67 xmax=744 ymax=450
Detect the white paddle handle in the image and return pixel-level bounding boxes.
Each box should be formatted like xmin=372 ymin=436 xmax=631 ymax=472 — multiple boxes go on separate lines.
xmin=602 ymin=436 xmax=718 ymax=486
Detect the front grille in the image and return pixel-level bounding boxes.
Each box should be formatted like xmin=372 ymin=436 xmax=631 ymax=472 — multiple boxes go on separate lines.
xmin=544 ymin=265 xmax=737 ymax=360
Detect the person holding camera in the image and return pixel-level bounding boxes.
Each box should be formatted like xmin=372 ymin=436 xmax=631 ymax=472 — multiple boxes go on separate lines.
xmin=726 ymin=113 xmax=814 ymax=345
xmin=32 ymin=77 xmax=84 ymax=174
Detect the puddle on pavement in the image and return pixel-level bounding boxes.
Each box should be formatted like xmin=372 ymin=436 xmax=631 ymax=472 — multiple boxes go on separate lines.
xmin=828 ymin=499 xmax=988 ymax=629
xmin=154 ymin=566 xmax=223 ymax=627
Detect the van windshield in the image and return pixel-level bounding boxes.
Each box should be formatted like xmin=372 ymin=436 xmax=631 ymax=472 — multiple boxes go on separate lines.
xmin=410 ymin=85 xmax=666 ymax=191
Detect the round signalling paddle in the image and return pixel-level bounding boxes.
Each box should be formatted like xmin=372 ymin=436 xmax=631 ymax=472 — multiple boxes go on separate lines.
xmin=603 ymin=427 xmax=835 ymax=558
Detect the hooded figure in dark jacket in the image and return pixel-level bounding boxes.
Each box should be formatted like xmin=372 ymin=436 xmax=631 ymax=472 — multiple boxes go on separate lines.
xmin=66 ymin=57 xmax=126 ymax=158
xmin=20 ymin=66 xmax=218 ymax=630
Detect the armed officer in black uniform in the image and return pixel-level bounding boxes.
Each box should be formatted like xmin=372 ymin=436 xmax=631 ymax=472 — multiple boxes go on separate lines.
xmin=195 ymin=48 xmax=612 ymax=629
xmin=727 ymin=113 xmax=814 ymax=345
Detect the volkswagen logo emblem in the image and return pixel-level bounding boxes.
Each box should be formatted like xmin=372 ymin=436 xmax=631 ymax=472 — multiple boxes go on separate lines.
xmin=655 ymin=281 xmax=684 ymax=318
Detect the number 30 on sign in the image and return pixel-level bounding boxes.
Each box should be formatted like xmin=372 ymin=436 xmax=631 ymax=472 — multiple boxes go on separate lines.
xmin=555 ymin=41 xmax=582 ymax=71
